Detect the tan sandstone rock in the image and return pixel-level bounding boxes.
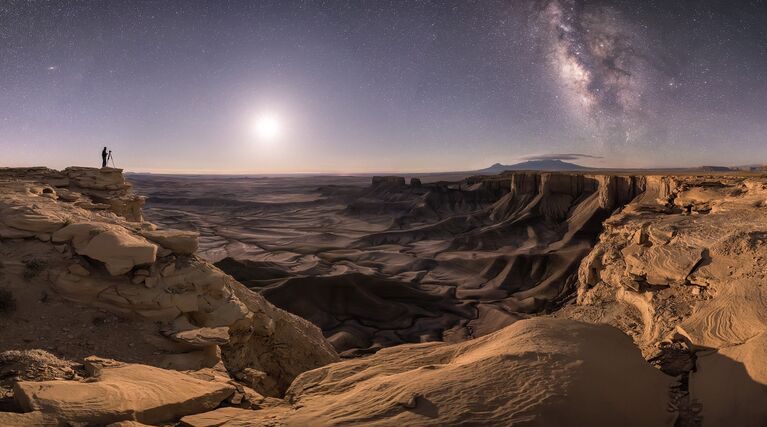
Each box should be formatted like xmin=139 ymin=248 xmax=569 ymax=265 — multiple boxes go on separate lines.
xmin=0 ymin=205 xmax=68 ymax=233
xmin=244 ymin=318 xmax=674 ymax=426
xmin=172 ymin=327 xmax=231 ymax=347
xmin=13 ymin=357 xmax=235 ymax=425
xmin=179 ymin=407 xmax=263 ymax=426
xmin=0 ymin=168 xmax=340 ymax=407
xmin=141 ymin=229 xmax=200 ymax=255
xmin=53 ymin=222 xmax=157 ymax=275
xmin=0 ymin=411 xmax=59 ymax=427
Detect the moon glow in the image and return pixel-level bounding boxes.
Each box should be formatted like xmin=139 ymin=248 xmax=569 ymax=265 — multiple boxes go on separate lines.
xmin=252 ymin=114 xmax=282 ymax=141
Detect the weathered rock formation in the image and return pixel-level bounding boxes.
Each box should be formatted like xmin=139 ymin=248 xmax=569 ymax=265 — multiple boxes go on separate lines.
xmin=371 ymin=175 xmax=406 ymax=187
xmin=0 ymin=167 xmax=338 ymax=423
xmin=559 ymin=174 xmax=767 ymax=424
xmin=203 ymin=172 xmax=695 ymax=359
xmin=13 ymin=356 xmax=235 ymax=425
xmin=211 ymin=318 xmax=674 ymax=426
xmin=7 ymin=167 xmax=765 ymax=425
xmin=158 ymin=170 xmax=767 ymax=424
xmin=0 ymin=166 xmax=145 ymax=222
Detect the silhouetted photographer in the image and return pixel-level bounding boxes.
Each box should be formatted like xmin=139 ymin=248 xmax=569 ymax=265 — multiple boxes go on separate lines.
xmin=101 ymin=147 xmax=116 ymax=168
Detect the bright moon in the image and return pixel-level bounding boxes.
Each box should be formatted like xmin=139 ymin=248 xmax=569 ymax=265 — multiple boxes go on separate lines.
xmin=252 ymin=114 xmax=282 ymax=141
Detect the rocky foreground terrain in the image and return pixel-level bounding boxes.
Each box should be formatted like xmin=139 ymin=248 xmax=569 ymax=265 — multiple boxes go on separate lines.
xmin=1 ymin=167 xmax=766 ymax=425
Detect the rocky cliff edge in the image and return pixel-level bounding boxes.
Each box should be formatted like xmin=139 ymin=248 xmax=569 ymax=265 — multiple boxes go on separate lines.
xmin=0 ymin=167 xmax=338 ymax=425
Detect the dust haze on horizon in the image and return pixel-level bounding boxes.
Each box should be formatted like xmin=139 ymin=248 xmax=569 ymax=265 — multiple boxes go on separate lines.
xmin=1 ymin=0 xmax=766 ymax=173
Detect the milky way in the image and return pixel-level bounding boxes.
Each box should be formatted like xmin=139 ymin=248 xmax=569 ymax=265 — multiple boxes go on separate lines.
xmin=535 ymin=0 xmax=663 ymax=147
xmin=1 ymin=1 xmax=766 ymax=171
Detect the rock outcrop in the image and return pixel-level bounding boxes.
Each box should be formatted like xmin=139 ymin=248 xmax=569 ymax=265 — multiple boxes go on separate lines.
xmin=208 ymin=172 xmax=675 ymax=357
xmin=574 ymin=175 xmax=767 ymax=352
xmin=0 ymin=166 xmax=145 ymax=222
xmin=231 ymin=318 xmax=674 ymax=426
xmin=140 ymin=229 xmax=200 ymax=255
xmin=561 ymin=174 xmax=767 ymax=424
xmin=6 ymin=167 xmax=765 ymax=425
xmin=13 ymin=357 xmax=235 ymax=425
xmin=0 ymin=167 xmax=338 ymax=424
xmin=53 ymin=223 xmax=158 ymax=275
xmin=371 ymin=175 xmax=406 ymax=187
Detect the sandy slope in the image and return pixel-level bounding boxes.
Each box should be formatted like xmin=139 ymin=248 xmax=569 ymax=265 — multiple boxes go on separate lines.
xmin=234 ymin=318 xmax=675 ymax=426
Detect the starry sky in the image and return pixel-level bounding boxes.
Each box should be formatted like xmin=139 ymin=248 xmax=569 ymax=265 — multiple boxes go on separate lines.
xmin=2 ymin=0 xmax=766 ymax=173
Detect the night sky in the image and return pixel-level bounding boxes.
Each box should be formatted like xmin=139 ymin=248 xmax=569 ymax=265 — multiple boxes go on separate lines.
xmin=2 ymin=1 xmax=766 ymax=173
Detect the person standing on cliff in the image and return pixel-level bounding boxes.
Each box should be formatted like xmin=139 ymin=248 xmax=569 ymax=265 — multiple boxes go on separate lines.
xmin=101 ymin=147 xmax=108 ymax=168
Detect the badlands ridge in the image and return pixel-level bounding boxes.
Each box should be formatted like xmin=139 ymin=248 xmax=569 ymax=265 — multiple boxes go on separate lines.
xmin=0 ymin=166 xmax=766 ymax=425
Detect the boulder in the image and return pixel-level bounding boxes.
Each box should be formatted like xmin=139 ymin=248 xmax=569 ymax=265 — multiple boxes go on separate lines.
xmin=53 ymin=223 xmax=157 ymax=275
xmin=141 ymin=229 xmax=199 ymax=255
xmin=73 ymin=200 xmax=112 ymax=210
xmin=52 ymin=222 xmax=106 ymax=249
xmin=13 ymin=357 xmax=235 ymax=425
xmin=78 ymin=229 xmax=156 ymax=275
xmin=0 ymin=167 xmax=143 ymax=221
xmin=172 ymin=327 xmax=231 ymax=347
xmin=55 ymin=188 xmax=82 ymax=202
xmin=108 ymin=195 xmax=146 ymax=223
xmin=0 ymin=205 xmax=68 ymax=233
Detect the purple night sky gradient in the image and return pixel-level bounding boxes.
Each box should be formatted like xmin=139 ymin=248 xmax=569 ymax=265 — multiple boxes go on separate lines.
xmin=1 ymin=1 xmax=766 ymax=173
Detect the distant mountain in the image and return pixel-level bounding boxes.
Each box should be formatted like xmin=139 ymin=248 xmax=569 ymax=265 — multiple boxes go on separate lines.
xmin=475 ymin=160 xmax=593 ymax=174
xmin=732 ymin=164 xmax=767 ymax=171
xmin=696 ymin=165 xmax=733 ymax=172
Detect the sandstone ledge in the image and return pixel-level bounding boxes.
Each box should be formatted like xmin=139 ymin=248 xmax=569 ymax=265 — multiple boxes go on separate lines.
xmin=0 ymin=168 xmax=339 ymax=409
xmin=13 ymin=357 xmax=235 ymax=425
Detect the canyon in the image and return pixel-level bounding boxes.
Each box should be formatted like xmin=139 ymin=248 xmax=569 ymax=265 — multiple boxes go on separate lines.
xmin=1 ymin=166 xmax=766 ymax=425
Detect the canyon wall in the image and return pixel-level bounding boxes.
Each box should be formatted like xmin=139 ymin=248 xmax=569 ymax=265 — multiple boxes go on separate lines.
xmin=5 ymin=167 xmax=764 ymax=424
xmin=221 ymin=171 xmax=659 ymax=358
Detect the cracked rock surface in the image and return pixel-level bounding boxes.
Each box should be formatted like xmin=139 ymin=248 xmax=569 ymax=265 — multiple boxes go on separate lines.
xmin=0 ymin=167 xmax=338 ymax=418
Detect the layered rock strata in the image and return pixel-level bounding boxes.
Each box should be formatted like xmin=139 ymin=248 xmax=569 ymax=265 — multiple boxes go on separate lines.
xmin=0 ymin=166 xmax=145 ymax=222
xmin=562 ymin=174 xmax=767 ymax=424
xmin=0 ymin=167 xmax=338 ymax=423
xmin=9 ymin=168 xmax=760 ymax=425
